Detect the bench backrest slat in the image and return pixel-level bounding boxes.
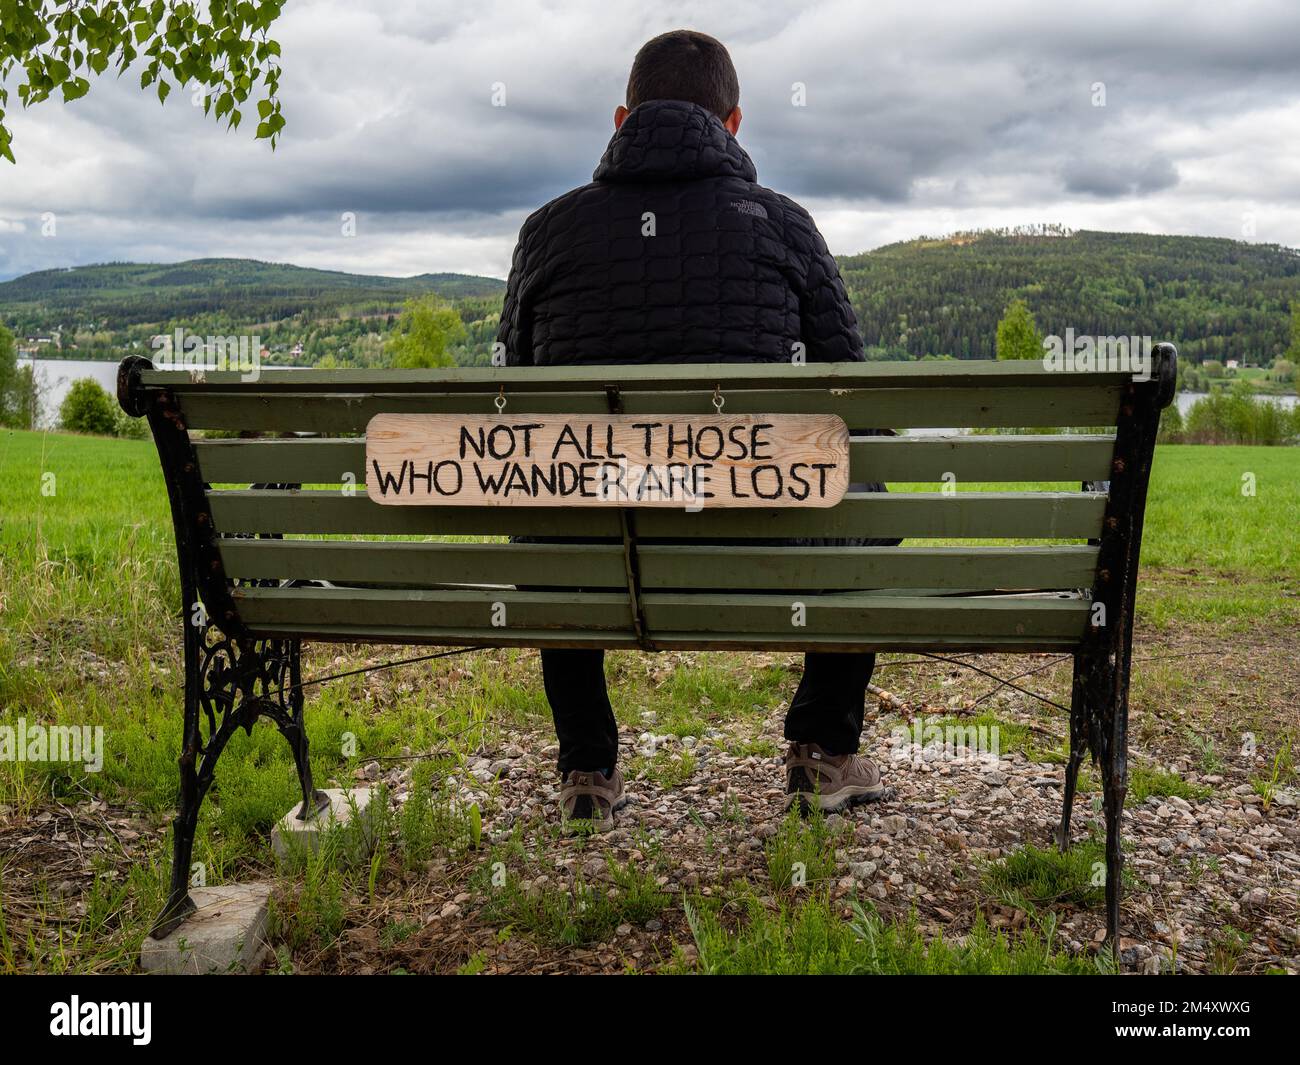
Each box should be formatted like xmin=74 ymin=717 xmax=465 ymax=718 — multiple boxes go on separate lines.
xmin=172 ymin=384 xmax=1125 ymax=433
xmin=215 ymin=539 xmax=1100 ymax=593
xmin=206 ymin=488 xmax=1106 ymax=540
xmin=138 ymin=360 xmax=1135 ymax=392
xmin=230 ymin=585 xmax=1091 ymax=645
xmin=193 ymin=433 xmax=1116 ymax=485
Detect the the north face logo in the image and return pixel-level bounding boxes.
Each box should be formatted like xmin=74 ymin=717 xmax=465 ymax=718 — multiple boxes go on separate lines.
xmin=731 ymin=200 xmax=768 ymax=219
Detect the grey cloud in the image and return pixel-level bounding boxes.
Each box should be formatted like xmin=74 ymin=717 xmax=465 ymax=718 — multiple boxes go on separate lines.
xmin=1064 ymin=156 xmax=1180 ymax=198
xmin=1 ymin=0 xmax=1299 ymax=281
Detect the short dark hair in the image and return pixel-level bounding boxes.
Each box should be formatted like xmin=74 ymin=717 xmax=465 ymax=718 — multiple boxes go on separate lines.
xmin=626 ymin=30 xmax=739 ymax=120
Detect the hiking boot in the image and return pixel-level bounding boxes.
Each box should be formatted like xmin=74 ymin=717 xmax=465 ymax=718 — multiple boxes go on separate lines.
xmin=559 ymin=768 xmax=627 ymax=833
xmin=783 ymin=742 xmax=885 ymax=813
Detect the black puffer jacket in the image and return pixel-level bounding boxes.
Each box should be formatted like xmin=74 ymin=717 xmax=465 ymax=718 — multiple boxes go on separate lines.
xmin=497 ymin=100 xmax=894 ymax=552
xmin=495 ymin=99 xmax=863 ymax=366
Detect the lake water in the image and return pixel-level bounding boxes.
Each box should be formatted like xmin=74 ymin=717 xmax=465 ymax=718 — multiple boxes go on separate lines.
xmin=19 ymin=357 xmax=122 ymax=428
xmin=16 ymin=356 xmax=1297 ymax=432
xmin=1174 ymin=391 xmax=1296 ymax=415
xmin=18 ymin=356 xmax=299 ymax=428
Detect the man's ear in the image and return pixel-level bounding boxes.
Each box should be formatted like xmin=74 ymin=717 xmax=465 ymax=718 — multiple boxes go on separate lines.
xmin=723 ymin=105 xmax=742 ymax=136
xmin=614 ymin=105 xmax=629 ymax=129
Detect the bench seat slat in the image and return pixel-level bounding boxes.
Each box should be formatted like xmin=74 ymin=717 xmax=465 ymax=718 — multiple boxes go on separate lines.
xmin=240 ymin=622 xmax=1083 ymax=653
xmin=177 ymin=385 xmax=1122 ymax=433
xmin=193 ymin=433 xmax=1116 ymax=485
xmin=207 ymin=490 xmax=1104 ymax=540
xmin=242 ymin=623 xmax=646 ymax=649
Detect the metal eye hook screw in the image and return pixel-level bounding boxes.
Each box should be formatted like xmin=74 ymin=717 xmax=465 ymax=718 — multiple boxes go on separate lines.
xmin=495 ymin=386 xmax=507 ymax=415
xmin=712 ymin=383 xmax=725 ymax=414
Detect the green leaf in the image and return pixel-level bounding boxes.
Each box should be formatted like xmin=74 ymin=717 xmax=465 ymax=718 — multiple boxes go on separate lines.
xmin=61 ymin=77 xmax=90 ymax=102
xmin=156 ymin=79 xmax=170 ymax=104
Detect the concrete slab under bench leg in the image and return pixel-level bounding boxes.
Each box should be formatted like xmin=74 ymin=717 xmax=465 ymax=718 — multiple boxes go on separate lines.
xmin=271 ymin=786 xmax=376 ymax=861
xmin=140 ymin=882 xmax=272 ymax=975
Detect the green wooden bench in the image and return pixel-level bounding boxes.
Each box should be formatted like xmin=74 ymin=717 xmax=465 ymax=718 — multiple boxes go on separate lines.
xmin=118 ymin=347 xmax=1176 ymax=949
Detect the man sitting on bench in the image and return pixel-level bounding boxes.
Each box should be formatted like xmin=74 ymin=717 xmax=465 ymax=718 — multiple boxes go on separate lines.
xmin=495 ymin=29 xmax=888 ymax=830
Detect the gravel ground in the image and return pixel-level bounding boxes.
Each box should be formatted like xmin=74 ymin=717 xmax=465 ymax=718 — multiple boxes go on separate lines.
xmin=352 ymin=678 xmax=1299 ymax=975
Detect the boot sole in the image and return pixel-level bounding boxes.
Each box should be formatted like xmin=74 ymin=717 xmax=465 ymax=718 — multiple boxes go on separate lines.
xmin=783 ymin=784 xmax=887 ymax=815
xmin=561 ymin=792 xmax=629 ymax=834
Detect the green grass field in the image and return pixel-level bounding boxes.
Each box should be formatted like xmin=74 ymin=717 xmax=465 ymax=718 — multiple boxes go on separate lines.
xmin=1 ymin=428 xmax=1297 ymax=973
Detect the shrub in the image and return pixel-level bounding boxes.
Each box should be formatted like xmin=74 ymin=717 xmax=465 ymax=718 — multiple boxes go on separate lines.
xmin=1157 ymin=401 xmax=1184 ymax=443
xmin=59 ymin=378 xmax=117 ymax=436
xmin=1184 ymin=383 xmax=1297 ymax=445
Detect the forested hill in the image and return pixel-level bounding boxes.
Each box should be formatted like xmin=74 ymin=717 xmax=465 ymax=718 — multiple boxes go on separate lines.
xmin=0 ymin=258 xmax=505 ymax=333
xmin=838 ymin=229 xmax=1300 ymax=363
xmin=4 ymin=231 xmax=1299 ymax=366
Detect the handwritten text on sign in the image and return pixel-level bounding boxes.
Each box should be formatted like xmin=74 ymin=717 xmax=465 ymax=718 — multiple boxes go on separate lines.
xmin=365 ymin=413 xmax=849 ymax=507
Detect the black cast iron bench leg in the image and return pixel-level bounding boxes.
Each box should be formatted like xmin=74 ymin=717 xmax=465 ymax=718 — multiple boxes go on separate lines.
xmin=1057 ymin=651 xmax=1091 ymax=852
xmin=1057 ymin=644 xmax=1129 ymax=958
xmin=149 ymin=622 xmax=328 ymax=940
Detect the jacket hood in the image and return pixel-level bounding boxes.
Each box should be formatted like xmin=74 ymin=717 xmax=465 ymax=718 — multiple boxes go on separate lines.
xmin=593 ymin=99 xmax=758 ymax=184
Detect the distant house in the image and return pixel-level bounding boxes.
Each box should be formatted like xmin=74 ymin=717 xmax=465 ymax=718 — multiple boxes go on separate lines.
xmin=290 ymin=342 xmax=305 ymax=357
xmin=1225 ymin=359 xmax=1239 ymax=370
xmin=25 ymin=335 xmax=54 ymax=345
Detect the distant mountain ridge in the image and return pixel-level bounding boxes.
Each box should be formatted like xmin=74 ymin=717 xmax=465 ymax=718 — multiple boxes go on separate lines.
xmin=838 ymin=229 xmax=1300 ymax=363
xmin=3 ymin=230 xmax=1299 ymax=365
xmin=0 ymin=258 xmax=505 ymax=333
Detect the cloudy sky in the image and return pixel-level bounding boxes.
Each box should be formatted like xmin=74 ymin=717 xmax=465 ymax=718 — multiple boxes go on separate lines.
xmin=1 ymin=0 xmax=1298 ymax=282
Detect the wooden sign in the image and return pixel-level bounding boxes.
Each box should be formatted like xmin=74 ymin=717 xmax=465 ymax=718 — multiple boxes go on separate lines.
xmin=365 ymin=413 xmax=849 ymax=508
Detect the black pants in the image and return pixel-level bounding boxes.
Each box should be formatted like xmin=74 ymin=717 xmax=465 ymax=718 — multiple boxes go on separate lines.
xmin=541 ymin=649 xmax=876 ymax=775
